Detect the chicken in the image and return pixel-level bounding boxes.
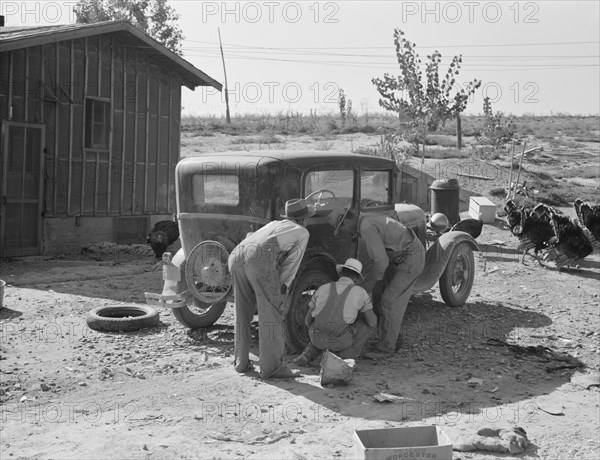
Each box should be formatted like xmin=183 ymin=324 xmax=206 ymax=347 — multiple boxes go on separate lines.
xmin=146 ymin=220 xmax=179 ymax=259
xmin=574 ymin=199 xmax=600 ymax=252
xmin=449 ymin=218 xmax=484 ymax=239
xmin=504 ymin=200 xmax=554 ymax=266
xmin=543 ymin=212 xmax=593 ymax=268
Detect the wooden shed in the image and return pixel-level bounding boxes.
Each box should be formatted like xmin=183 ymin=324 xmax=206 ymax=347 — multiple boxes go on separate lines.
xmin=0 ymin=20 xmax=221 ymax=258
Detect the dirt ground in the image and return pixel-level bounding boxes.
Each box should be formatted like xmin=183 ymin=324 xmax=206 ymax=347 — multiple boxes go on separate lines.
xmin=1 ymin=212 xmax=599 ymax=459
xmin=1 ymin=129 xmax=599 ymax=459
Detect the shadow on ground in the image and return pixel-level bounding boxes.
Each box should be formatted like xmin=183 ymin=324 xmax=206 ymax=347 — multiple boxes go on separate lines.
xmin=255 ymin=299 xmax=583 ymax=428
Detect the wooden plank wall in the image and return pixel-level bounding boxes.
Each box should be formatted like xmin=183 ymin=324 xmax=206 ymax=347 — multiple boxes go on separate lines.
xmin=0 ymin=32 xmax=182 ymax=218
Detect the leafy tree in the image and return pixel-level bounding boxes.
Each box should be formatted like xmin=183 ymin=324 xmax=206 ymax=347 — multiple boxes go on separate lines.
xmin=74 ymin=0 xmax=184 ymax=55
xmin=372 ymin=29 xmax=481 ymax=153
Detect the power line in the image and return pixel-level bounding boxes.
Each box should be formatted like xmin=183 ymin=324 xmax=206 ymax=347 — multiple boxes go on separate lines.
xmin=182 ymin=51 xmax=599 ymax=70
xmin=183 ymin=39 xmax=599 ymax=49
xmin=182 ymin=46 xmax=599 ymax=60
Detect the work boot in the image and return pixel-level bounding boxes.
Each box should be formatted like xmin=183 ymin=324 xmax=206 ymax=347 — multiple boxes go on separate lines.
xmin=293 ymin=353 xmax=311 ymax=366
xmin=264 ymin=364 xmax=301 ymax=379
xmin=293 ymin=343 xmax=320 ymax=367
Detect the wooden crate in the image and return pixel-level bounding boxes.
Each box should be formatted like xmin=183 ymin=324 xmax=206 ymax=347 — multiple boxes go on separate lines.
xmin=469 ymin=196 xmax=496 ymax=224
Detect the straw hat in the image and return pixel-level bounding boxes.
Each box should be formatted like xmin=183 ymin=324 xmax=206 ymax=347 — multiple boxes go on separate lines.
xmin=336 ymin=258 xmax=363 ymax=278
xmin=281 ymin=198 xmax=315 ymax=219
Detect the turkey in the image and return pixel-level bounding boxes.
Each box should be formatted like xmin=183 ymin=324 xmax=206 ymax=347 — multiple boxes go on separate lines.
xmin=574 ymin=199 xmax=600 ymax=253
xmin=147 ymin=220 xmax=180 ymax=259
xmin=543 ymin=212 xmax=593 ymax=269
xmin=503 ymin=199 xmax=523 ymax=232
xmin=504 ymin=200 xmax=554 ymax=266
xmin=449 ymin=218 xmax=484 ymax=239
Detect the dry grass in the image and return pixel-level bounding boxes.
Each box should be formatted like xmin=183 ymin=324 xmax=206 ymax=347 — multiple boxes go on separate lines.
xmin=180 ymin=113 xmax=599 ymax=204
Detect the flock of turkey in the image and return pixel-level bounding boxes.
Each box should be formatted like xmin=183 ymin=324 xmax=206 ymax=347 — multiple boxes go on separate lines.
xmin=504 ymin=198 xmax=600 ymax=268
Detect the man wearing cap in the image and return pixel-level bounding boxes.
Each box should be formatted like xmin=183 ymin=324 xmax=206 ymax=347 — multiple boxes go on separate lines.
xmin=293 ymin=258 xmax=377 ymax=366
xmin=358 ymin=214 xmax=426 ymax=359
xmin=228 ymin=198 xmax=314 ymax=379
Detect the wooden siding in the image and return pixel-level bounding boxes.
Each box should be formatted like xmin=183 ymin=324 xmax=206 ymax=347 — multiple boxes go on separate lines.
xmin=0 ymin=32 xmax=181 ymax=218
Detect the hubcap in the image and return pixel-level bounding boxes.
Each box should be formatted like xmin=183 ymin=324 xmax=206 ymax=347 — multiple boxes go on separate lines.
xmin=186 ymin=241 xmax=232 ymax=303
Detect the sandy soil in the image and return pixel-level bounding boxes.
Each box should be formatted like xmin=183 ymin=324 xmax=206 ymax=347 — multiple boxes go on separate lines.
xmin=1 ymin=215 xmax=599 ymax=459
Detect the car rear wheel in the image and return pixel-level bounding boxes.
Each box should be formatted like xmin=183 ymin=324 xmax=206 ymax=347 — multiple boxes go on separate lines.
xmin=439 ymin=242 xmax=475 ymax=307
xmin=172 ymin=241 xmax=232 ymax=329
xmin=284 ymin=266 xmax=336 ymax=353
xmin=172 ymin=298 xmax=227 ymax=329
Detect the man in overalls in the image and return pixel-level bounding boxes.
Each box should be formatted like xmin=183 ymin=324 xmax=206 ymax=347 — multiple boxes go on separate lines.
xmin=228 ymin=198 xmax=314 ymax=379
xmin=293 ymin=258 xmax=377 ymax=366
xmin=358 ymin=214 xmax=426 ymax=359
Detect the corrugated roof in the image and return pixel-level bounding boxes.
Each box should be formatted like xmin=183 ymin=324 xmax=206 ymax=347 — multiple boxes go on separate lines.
xmin=0 ymin=21 xmax=222 ymax=91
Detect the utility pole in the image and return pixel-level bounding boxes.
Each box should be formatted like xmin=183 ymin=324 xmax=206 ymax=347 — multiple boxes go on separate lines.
xmin=218 ymin=27 xmax=231 ymax=124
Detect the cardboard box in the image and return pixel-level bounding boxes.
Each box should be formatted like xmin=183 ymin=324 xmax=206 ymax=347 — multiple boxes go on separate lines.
xmin=469 ymin=196 xmax=496 ymax=224
xmin=354 ymin=425 xmax=453 ymax=460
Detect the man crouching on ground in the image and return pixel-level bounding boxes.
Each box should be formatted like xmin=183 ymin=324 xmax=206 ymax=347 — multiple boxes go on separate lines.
xmin=293 ymin=258 xmax=377 ymax=366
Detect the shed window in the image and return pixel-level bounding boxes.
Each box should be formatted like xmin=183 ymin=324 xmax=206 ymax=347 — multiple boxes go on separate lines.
xmin=85 ymin=98 xmax=110 ymax=149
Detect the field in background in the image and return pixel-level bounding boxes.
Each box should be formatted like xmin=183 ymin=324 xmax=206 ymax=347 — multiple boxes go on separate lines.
xmin=180 ymin=113 xmax=600 ymax=206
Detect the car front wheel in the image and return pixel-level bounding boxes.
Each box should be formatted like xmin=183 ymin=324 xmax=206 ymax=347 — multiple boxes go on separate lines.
xmin=439 ymin=242 xmax=475 ymax=307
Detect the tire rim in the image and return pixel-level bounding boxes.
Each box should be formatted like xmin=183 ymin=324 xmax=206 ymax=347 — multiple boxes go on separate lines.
xmin=292 ymin=277 xmax=326 ymax=344
xmin=185 ymin=241 xmax=232 ymax=303
xmin=451 ymin=252 xmax=469 ymax=294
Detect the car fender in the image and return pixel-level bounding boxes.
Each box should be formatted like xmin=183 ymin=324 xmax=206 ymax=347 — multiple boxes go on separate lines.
xmin=412 ymin=231 xmax=478 ymax=293
xmin=169 ymin=248 xmax=186 ymax=269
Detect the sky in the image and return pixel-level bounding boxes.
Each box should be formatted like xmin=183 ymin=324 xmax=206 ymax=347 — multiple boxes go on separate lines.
xmin=2 ymin=1 xmax=599 ymax=117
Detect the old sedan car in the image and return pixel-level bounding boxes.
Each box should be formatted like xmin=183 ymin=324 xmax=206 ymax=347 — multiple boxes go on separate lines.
xmin=146 ymin=150 xmax=477 ymax=352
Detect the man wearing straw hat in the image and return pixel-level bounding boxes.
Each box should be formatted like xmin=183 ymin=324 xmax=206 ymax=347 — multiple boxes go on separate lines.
xmin=228 ymin=198 xmax=314 ymax=379
xmin=293 ymin=258 xmax=377 ymax=366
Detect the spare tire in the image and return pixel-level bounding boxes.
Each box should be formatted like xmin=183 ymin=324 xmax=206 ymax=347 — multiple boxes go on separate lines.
xmin=86 ymin=305 xmax=159 ymax=332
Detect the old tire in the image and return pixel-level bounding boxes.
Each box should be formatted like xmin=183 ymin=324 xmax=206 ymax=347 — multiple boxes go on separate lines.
xmin=284 ymin=267 xmax=336 ymax=353
xmin=86 ymin=305 xmax=159 ymax=332
xmin=439 ymin=242 xmax=475 ymax=307
xmin=172 ymin=299 xmax=227 ymax=329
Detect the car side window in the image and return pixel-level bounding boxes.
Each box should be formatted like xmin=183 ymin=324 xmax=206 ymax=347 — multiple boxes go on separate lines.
xmin=304 ymin=169 xmax=354 ymax=211
xmin=360 ymin=170 xmax=391 ymax=208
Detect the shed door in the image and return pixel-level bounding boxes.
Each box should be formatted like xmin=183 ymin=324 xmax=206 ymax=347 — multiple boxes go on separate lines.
xmin=1 ymin=121 xmax=45 ymax=257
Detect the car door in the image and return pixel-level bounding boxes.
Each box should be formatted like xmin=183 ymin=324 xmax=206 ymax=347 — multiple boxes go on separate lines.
xmin=302 ymin=165 xmax=359 ymax=263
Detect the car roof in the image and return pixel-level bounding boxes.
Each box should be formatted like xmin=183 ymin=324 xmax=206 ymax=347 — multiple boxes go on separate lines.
xmin=179 ymin=150 xmax=397 ymax=170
